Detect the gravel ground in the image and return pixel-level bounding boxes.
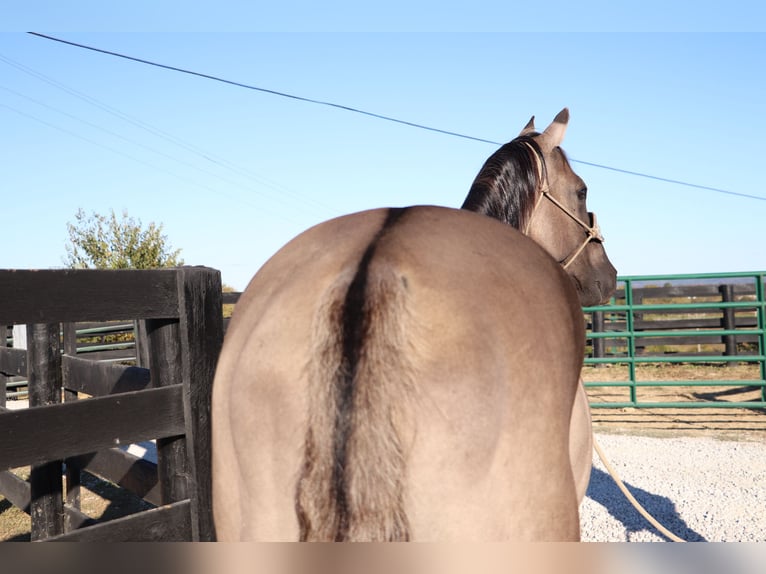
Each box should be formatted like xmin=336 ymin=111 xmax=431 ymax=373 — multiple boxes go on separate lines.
xmin=581 ymin=432 xmax=766 ymax=542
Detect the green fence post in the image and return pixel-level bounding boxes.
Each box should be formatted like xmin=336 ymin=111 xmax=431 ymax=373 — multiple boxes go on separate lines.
xmin=757 ymin=273 xmax=766 ymax=403
xmin=624 ymin=278 xmax=637 ymax=406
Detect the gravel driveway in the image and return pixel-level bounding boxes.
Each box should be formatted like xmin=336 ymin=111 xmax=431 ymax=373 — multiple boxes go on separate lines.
xmin=580 ymin=432 xmax=766 ymax=542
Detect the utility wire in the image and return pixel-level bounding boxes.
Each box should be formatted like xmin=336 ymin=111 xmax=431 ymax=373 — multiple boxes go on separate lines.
xmin=569 ymin=159 xmax=766 ymax=202
xmin=0 ymin=51 xmax=339 ymax=215
xmin=0 ymin=101 xmax=300 ymax=224
xmin=27 ymin=32 xmax=766 ymax=202
xmin=0 ymin=82 xmax=337 ymax=218
xmin=28 ymin=32 xmax=498 ymax=146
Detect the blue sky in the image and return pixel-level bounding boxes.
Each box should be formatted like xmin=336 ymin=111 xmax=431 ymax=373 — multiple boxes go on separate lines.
xmin=2 ymin=25 xmax=765 ymax=289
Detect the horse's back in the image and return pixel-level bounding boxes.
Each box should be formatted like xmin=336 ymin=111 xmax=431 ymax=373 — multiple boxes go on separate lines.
xmin=212 ymin=206 xmax=584 ymax=541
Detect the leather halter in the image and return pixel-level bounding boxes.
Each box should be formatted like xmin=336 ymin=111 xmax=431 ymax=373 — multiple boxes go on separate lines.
xmin=521 ymin=142 xmax=604 ymax=269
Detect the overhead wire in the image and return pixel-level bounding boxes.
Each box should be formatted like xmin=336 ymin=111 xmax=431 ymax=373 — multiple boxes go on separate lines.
xmin=0 ymin=82 xmax=336 ymax=219
xmin=27 ymin=32 xmax=501 ymax=147
xmin=0 ymin=51 xmax=339 ymax=216
xmin=0 ymin=101 xmax=300 ymax=224
xmin=22 ymin=32 xmax=766 ymax=203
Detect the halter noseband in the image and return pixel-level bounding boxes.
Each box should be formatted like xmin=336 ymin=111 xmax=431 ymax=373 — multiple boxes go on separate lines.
xmin=521 ymin=141 xmax=604 ymax=269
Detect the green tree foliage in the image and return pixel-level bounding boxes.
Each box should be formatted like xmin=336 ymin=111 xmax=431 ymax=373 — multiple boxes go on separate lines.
xmin=64 ymin=208 xmax=184 ymax=269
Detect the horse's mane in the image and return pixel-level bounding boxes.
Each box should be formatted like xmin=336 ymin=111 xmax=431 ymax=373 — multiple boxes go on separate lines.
xmin=461 ymin=134 xmax=546 ymax=231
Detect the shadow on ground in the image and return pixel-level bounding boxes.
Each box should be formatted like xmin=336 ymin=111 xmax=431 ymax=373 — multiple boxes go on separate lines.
xmin=586 ymin=466 xmax=706 ymax=542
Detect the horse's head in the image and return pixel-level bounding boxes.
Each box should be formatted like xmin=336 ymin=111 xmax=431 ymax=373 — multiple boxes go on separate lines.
xmin=462 ymin=109 xmax=617 ymax=306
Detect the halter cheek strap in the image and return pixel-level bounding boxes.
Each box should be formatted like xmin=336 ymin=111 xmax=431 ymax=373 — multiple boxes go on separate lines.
xmin=538 ymin=190 xmax=604 ymax=269
xmin=524 ymin=188 xmax=604 ymax=269
xmin=520 ymin=141 xmax=604 ymax=269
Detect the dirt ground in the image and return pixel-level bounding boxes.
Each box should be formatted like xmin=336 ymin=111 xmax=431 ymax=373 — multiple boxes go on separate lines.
xmin=583 ymin=363 xmax=766 ymax=441
xmin=0 ymin=468 xmax=153 ymax=542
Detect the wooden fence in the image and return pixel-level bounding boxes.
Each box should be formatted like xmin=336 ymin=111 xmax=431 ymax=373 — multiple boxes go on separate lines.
xmin=0 ymin=267 xmax=222 ymax=541
xmin=586 ymin=281 xmax=762 ymax=359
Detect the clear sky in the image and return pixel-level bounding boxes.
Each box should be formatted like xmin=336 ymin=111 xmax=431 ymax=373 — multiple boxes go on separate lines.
xmin=2 ymin=15 xmax=765 ymax=289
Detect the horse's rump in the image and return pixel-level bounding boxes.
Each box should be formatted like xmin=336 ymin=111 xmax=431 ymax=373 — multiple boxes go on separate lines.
xmin=212 ymin=206 xmax=585 ymax=541
xmin=296 ymin=251 xmax=416 ymax=540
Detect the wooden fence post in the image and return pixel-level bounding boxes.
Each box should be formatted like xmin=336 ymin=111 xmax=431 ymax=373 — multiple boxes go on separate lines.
xmin=144 ymin=317 xmax=189 ymax=505
xmin=2 ymin=326 xmax=8 ymax=407
xmin=176 ymin=267 xmax=223 ymax=542
xmin=632 ymin=289 xmax=645 ymax=356
xmin=0 ymin=371 xmax=5 ymax=408
xmin=62 ymin=322 xmax=82 ymax=529
xmin=134 ymin=320 xmax=151 ymax=368
xmin=143 ymin=267 xmax=222 ymax=542
xmin=592 ymin=310 xmax=605 ymax=366
xmin=0 ymin=353 xmax=6 ymax=408
xmin=27 ymin=322 xmax=64 ymax=541
xmin=719 ymin=284 xmax=738 ymax=365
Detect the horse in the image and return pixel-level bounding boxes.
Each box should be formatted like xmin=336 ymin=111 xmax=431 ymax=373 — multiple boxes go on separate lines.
xmin=211 ymin=109 xmax=617 ymax=541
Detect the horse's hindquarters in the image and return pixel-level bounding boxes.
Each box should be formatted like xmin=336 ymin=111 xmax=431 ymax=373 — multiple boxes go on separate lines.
xmin=212 ymin=206 xmax=585 ymax=541
xmin=396 ymin=242 xmax=582 ymax=540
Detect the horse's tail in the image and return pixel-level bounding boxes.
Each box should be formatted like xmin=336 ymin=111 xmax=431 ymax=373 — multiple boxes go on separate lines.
xmin=296 ymin=258 xmax=414 ymax=541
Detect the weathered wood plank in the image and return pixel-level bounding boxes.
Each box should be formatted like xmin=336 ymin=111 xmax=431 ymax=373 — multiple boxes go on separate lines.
xmin=27 ymin=323 xmax=64 ymax=541
xmin=0 ymin=385 xmax=185 ymax=470
xmin=68 ymin=448 xmax=161 ymax=506
xmin=0 ymin=269 xmax=180 ymax=324
xmin=62 ymin=355 xmax=151 ymax=397
xmin=62 ymin=323 xmax=82 ymax=515
xmin=614 ymin=283 xmax=757 ymax=300
xmin=144 ymin=317 xmax=189 ymax=511
xmin=0 ymin=469 xmax=30 ymax=512
xmin=65 ymin=504 xmax=98 ymax=531
xmin=589 ymin=316 xmax=759 ymax=331
xmin=222 ymin=291 xmax=241 ymax=304
xmin=30 ymin=461 xmax=64 ymax=541
xmin=176 ymin=267 xmax=223 ymax=542
xmin=43 ymin=500 xmax=192 ymax=542
xmin=0 ymin=347 xmax=27 ymax=376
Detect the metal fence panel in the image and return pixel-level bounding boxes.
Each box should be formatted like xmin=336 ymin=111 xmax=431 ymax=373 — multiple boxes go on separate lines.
xmin=582 ymin=271 xmax=766 ymax=409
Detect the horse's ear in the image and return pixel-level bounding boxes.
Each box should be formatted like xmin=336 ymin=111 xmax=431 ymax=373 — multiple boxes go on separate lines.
xmin=519 ymin=116 xmax=536 ymax=136
xmin=540 ymin=108 xmax=569 ymax=150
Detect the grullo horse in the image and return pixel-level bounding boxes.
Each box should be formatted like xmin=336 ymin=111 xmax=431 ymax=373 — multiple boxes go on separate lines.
xmin=212 ymin=109 xmax=617 ymax=541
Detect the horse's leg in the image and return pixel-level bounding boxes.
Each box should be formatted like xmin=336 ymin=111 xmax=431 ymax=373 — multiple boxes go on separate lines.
xmin=569 ymin=381 xmax=593 ymax=503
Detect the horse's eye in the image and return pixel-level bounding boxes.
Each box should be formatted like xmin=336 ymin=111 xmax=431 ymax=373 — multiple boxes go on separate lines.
xmin=577 ymin=188 xmax=588 ymax=201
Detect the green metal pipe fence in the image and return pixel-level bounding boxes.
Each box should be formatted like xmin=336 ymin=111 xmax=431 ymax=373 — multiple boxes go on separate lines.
xmin=583 ymin=271 xmax=766 ymax=409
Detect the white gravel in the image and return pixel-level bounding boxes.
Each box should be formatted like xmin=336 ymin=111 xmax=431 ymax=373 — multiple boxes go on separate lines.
xmin=581 ymin=432 xmax=766 ymax=542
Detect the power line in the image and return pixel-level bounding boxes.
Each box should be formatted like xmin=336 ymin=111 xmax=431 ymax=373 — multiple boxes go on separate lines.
xmin=26 ymin=32 xmax=766 ymax=203
xmin=568 ymin=159 xmax=766 ymax=202
xmin=0 ymin=101 xmax=300 ymax=224
xmin=28 ymin=32 xmax=498 ymax=146
xmin=0 ymin=51 xmax=339 ymax=216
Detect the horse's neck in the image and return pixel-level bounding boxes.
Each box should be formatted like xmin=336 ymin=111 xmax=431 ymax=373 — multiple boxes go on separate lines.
xmin=461 ymin=141 xmax=539 ymax=231
xmin=461 ymin=181 xmax=517 ymax=228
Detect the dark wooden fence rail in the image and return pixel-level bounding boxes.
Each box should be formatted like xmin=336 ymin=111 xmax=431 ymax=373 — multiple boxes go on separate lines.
xmin=0 ymin=267 xmax=222 ymax=541
xmin=586 ymin=282 xmax=761 ymax=359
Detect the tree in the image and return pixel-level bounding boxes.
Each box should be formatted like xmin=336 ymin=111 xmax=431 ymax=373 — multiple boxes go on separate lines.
xmin=64 ymin=208 xmax=184 ymax=269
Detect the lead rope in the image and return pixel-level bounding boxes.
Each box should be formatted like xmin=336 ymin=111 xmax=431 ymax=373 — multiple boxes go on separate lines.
xmin=592 ymin=436 xmax=686 ymax=542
